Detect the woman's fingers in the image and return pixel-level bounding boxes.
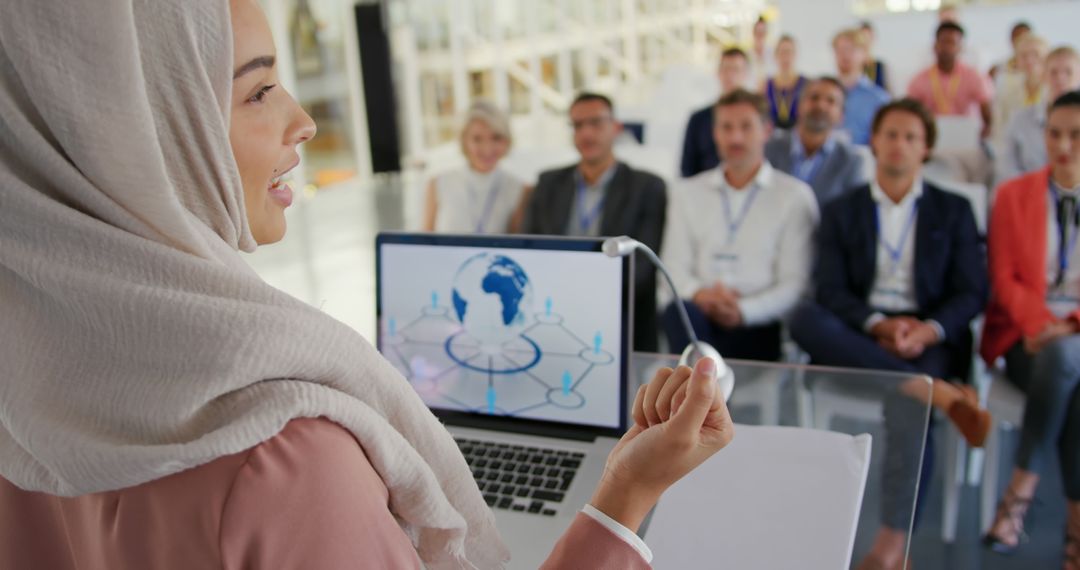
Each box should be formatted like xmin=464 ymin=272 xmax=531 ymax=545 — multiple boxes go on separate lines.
xmin=655 ymin=366 xmax=691 ymax=421
xmin=642 ymin=366 xmax=677 ymax=426
xmin=631 ymin=384 xmax=648 ymax=428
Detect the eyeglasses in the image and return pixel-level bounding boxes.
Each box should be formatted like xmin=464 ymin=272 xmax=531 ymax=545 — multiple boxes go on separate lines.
xmin=570 ymin=116 xmax=613 ymax=131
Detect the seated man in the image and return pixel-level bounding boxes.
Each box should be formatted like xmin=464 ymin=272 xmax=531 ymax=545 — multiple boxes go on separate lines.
xmin=765 ymin=76 xmax=868 ymax=207
xmin=789 ymin=99 xmax=990 ymax=570
xmin=662 ymin=89 xmax=818 ymax=362
xmin=523 ymin=92 xmax=667 ymax=352
xmin=833 ymin=28 xmax=890 ymax=146
xmin=679 ymin=48 xmax=750 ymax=178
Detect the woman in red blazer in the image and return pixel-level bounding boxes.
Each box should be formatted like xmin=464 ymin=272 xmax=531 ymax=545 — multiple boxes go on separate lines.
xmin=982 ymin=92 xmax=1080 ymax=567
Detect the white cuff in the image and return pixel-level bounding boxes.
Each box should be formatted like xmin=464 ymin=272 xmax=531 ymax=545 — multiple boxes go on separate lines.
xmin=582 ymin=504 xmax=654 ymax=563
xmin=863 ymin=312 xmax=887 ymax=333
xmin=925 ymin=319 xmax=946 ymax=343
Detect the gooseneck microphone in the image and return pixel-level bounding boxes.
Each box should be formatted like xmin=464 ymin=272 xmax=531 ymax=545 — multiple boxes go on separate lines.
xmin=602 ymin=236 xmax=735 ymax=401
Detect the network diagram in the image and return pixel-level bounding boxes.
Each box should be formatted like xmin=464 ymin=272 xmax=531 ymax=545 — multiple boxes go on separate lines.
xmin=382 ymin=254 xmax=615 ymax=418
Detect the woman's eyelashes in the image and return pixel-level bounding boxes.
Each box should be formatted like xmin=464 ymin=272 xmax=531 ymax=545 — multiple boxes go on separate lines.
xmin=246 ymin=84 xmax=276 ymax=104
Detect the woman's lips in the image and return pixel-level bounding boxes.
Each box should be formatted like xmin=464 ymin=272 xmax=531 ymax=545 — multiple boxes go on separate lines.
xmin=268 ymin=181 xmax=293 ymax=207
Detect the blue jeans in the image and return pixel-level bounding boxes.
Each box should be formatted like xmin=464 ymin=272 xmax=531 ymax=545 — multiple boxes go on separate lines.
xmin=1005 ymin=335 xmax=1080 ymax=500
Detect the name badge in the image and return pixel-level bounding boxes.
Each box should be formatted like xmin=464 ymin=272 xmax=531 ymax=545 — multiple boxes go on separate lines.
xmin=711 ymin=253 xmax=739 ymax=283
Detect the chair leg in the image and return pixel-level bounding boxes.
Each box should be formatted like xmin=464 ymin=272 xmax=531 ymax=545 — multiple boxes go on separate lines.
xmin=794 ymin=369 xmax=813 ymax=428
xmin=941 ymin=423 xmax=966 ymax=543
xmin=980 ymin=423 xmax=1003 ymax=533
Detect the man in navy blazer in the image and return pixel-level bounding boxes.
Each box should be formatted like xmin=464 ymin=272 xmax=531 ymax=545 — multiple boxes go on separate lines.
xmin=764 ymin=77 xmax=868 ymax=207
xmin=679 ymin=48 xmax=750 ymax=178
xmin=789 ymin=99 xmax=988 ymax=570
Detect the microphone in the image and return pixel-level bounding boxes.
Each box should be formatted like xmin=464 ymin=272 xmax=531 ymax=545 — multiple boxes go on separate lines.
xmin=602 ymin=236 xmax=735 ymax=401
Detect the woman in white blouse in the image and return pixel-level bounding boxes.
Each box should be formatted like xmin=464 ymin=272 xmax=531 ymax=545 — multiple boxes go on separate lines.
xmin=423 ymin=101 xmax=530 ymax=234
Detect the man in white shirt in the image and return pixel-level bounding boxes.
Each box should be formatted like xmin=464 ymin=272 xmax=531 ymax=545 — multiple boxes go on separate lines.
xmin=661 ymin=89 xmax=818 ymax=361
xmin=788 ymin=98 xmax=988 ymax=570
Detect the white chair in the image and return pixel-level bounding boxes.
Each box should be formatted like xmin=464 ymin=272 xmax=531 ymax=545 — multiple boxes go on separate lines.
xmin=926 ymin=177 xmax=989 ymax=235
xmin=935 ymin=116 xmax=982 ymax=153
xmin=645 ymin=425 xmax=872 ymax=570
xmin=979 ymin=366 xmax=1027 ymax=533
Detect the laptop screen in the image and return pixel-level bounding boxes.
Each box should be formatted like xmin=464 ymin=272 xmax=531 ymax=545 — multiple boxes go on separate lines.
xmin=376 ymin=233 xmax=630 ymax=437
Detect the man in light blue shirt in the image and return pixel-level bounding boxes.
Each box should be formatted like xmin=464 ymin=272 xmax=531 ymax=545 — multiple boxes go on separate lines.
xmin=765 ymin=76 xmax=868 ymax=206
xmin=833 ymin=28 xmax=891 ymax=145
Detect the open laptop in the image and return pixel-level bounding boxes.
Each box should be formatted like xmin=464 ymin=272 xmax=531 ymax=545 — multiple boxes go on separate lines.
xmin=375 ymin=232 xmax=632 ymax=568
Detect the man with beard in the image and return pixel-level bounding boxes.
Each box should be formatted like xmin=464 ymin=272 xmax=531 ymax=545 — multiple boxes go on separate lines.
xmin=765 ymin=77 xmax=868 ymax=207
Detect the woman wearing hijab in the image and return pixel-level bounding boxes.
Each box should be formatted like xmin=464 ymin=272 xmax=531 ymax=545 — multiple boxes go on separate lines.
xmin=0 ymin=1 xmax=733 ymax=568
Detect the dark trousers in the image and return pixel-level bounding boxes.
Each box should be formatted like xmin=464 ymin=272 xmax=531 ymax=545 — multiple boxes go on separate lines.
xmin=662 ymin=300 xmax=782 ymax=362
xmin=789 ymin=301 xmax=952 ymax=531
xmin=1005 ymin=336 xmax=1080 ymax=500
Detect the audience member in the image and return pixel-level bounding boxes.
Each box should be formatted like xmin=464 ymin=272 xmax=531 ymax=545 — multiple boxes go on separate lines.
xmin=662 ymin=89 xmax=818 ymax=362
xmin=749 ymin=16 xmax=775 ymax=87
xmin=680 ymin=48 xmax=751 ymax=178
xmin=423 ymin=101 xmax=529 ymax=234
xmin=766 ymin=77 xmax=867 ymax=206
xmin=981 ymin=92 xmax=1080 ymax=567
xmin=989 ymin=21 xmax=1033 ymax=82
xmin=524 ymin=93 xmax=667 ymax=352
xmin=763 ymin=35 xmax=807 ymax=130
xmin=833 ymin=28 xmax=891 ymax=145
xmin=992 ymin=34 xmax=1048 ymax=150
xmin=998 ymin=47 xmax=1080 ymax=185
xmin=859 ymin=21 xmax=890 ymax=92
xmin=678 ymin=49 xmax=747 ymax=178
xmin=789 ymin=99 xmax=990 ymax=570
xmin=907 ymin=22 xmax=993 ymax=138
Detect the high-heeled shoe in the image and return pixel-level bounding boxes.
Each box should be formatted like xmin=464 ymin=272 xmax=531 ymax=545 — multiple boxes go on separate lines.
xmin=982 ymin=489 xmax=1034 ymax=555
xmin=1066 ymin=524 xmax=1080 ymax=570
xmin=946 ymin=385 xmax=992 ymax=448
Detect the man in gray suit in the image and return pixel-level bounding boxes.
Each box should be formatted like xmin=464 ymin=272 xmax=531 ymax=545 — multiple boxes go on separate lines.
xmin=524 ymin=92 xmax=667 ymax=352
xmin=765 ymin=77 xmax=868 ymax=207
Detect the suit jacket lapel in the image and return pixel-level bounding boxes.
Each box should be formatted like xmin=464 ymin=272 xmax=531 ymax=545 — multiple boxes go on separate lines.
xmin=551 ymin=167 xmax=577 ymax=234
xmin=600 ymin=162 xmax=632 ymax=236
xmin=855 ymin=188 xmax=878 ymax=293
xmin=913 ymin=183 xmax=936 ymax=309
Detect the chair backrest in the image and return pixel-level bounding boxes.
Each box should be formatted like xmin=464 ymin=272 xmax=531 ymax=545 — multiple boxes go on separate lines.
xmin=934 ymin=116 xmax=982 ymax=153
xmin=926 ymin=177 xmax=989 ymax=235
xmin=644 ymin=425 xmax=872 ymax=570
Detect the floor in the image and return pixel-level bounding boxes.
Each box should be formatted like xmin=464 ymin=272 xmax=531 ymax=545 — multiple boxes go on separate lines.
xmin=245 ymin=178 xmax=1068 ymax=570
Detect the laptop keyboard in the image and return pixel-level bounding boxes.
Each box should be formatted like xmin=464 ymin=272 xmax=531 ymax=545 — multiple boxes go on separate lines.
xmin=455 ymin=438 xmax=584 ymax=516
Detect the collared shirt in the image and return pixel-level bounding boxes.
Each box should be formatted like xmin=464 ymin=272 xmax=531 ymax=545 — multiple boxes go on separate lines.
xmin=1046 ymin=179 xmax=1080 ymax=319
xmin=842 ymin=76 xmax=891 ymax=146
xmin=790 ymin=133 xmax=837 ymax=185
xmin=661 ymin=161 xmax=819 ymax=326
xmin=568 ymin=164 xmax=617 ymax=237
xmin=996 ymin=103 xmax=1047 ymax=186
xmin=906 ymin=63 xmax=992 ymax=117
xmin=863 ymin=178 xmax=946 ymax=340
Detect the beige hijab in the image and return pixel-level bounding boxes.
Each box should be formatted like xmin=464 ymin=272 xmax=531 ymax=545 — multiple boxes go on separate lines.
xmin=0 ymin=1 xmax=507 ymax=567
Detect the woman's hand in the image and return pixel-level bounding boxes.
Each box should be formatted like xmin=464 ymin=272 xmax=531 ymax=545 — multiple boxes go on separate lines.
xmin=1024 ymin=319 xmax=1079 ymax=354
xmin=589 ymin=358 xmax=734 ymax=532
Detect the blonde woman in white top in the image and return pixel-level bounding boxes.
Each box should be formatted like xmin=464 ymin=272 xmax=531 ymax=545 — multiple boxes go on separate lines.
xmin=993 ymin=34 xmax=1048 ymax=149
xmin=423 ymin=101 xmax=530 ymax=234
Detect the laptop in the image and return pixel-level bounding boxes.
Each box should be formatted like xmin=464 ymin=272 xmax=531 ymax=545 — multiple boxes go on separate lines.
xmin=375 ymin=232 xmax=632 ymax=568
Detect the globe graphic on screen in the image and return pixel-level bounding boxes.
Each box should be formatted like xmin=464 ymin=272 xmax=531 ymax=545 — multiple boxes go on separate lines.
xmin=451 ymin=253 xmax=534 ymax=346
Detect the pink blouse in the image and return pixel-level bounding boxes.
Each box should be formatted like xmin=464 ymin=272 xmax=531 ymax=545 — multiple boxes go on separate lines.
xmin=0 ymin=417 xmax=650 ymax=569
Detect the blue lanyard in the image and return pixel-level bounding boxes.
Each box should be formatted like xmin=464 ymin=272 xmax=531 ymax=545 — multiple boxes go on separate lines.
xmin=875 ymin=199 xmax=919 ymax=275
xmin=719 ymin=183 xmax=762 ymax=245
xmin=576 ymin=179 xmax=606 ymax=234
xmin=469 ymin=172 xmax=500 ymax=233
xmin=1050 ymin=183 xmax=1080 ymax=286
